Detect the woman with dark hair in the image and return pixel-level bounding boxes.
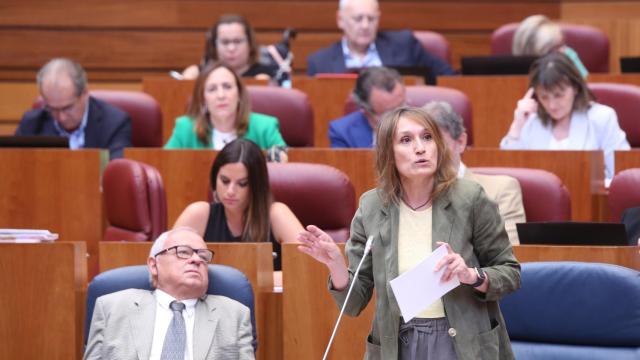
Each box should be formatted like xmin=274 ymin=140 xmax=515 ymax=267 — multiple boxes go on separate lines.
xmin=182 ymin=14 xmax=277 ymax=81
xmin=173 ymin=139 xmax=303 ymax=273
xmin=298 ymin=106 xmax=520 ymax=359
xmin=501 ymin=52 xmax=629 ymax=182
xmin=165 ymin=62 xmax=286 ymax=150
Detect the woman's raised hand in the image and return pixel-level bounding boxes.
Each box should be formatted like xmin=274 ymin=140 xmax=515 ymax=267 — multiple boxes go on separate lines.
xmin=509 ymin=88 xmax=538 ymax=139
xmin=297 ymin=225 xmax=344 ymax=267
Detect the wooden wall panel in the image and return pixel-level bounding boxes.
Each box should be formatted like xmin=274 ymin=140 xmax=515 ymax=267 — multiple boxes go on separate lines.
xmin=0 ymin=242 xmax=87 ymax=360
xmin=0 ymin=1 xmax=562 ymax=81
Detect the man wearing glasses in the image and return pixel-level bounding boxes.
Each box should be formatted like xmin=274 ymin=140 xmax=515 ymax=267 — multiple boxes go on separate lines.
xmin=329 ymin=67 xmax=406 ymax=148
xmin=15 ymin=58 xmax=131 ymax=159
xmin=306 ymin=0 xmax=455 ymax=80
xmin=84 ymin=227 xmax=254 ymax=360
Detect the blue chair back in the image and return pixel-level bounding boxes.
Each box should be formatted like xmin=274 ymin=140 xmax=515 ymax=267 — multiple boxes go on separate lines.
xmin=500 ymin=262 xmax=640 ymax=359
xmin=85 ymin=264 xmax=257 ymax=351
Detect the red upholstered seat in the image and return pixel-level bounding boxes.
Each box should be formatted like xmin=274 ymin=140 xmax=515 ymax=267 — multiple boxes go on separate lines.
xmin=103 ymin=159 xmax=167 ymax=242
xmin=413 ymin=30 xmax=452 ymax=65
xmin=247 ymin=86 xmax=314 ymax=147
xmin=267 ymin=162 xmax=355 ymax=243
xmin=344 ymin=85 xmax=473 ymax=145
xmin=491 ymin=22 xmax=610 ymax=72
xmin=608 ymin=168 xmax=640 ymax=222
xmin=34 ymin=90 xmax=163 ymax=147
xmin=471 ymin=167 xmax=571 ymax=222
xmin=588 ymin=83 xmax=640 ymax=147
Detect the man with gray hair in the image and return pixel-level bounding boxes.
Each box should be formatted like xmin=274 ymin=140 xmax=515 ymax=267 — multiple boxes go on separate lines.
xmin=15 ymin=58 xmax=131 ymax=159
xmin=84 ymin=227 xmax=254 ymax=360
xmin=424 ymin=101 xmax=526 ymax=244
xmin=329 ymin=66 xmax=406 ymax=147
xmin=306 ymin=0 xmax=455 ymax=82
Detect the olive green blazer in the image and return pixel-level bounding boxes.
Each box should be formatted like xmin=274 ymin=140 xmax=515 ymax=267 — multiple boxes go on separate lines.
xmin=330 ymin=179 xmax=521 ymax=360
xmin=163 ymin=112 xmax=286 ymax=150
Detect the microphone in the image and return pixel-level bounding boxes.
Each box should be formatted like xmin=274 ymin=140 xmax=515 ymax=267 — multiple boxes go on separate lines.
xmin=322 ymin=235 xmax=374 ymax=360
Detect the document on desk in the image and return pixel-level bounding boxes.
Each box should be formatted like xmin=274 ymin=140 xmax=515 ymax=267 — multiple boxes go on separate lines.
xmin=389 ymin=244 xmax=460 ymax=322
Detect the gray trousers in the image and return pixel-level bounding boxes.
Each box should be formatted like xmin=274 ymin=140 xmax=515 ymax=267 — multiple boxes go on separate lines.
xmin=398 ymin=317 xmax=457 ymax=360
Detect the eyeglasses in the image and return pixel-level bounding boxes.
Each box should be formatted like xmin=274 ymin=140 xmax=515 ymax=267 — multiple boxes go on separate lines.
xmin=44 ymin=97 xmax=81 ymax=115
xmin=155 ymin=245 xmax=214 ymax=263
xmin=216 ymin=38 xmax=247 ymax=48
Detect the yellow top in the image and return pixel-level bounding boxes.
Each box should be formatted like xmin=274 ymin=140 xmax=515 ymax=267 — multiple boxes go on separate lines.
xmin=397 ymin=201 xmax=445 ymax=318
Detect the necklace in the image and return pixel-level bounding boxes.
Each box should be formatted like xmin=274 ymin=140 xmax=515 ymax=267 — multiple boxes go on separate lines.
xmin=403 ymin=197 xmax=431 ymax=211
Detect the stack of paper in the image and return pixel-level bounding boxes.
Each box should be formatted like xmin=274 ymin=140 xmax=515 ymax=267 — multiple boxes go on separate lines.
xmin=0 ymin=229 xmax=59 ymax=243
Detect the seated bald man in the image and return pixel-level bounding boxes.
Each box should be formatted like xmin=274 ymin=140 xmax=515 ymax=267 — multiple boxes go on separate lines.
xmin=307 ymin=0 xmax=455 ymax=83
xmin=84 ymin=227 xmax=254 ymax=360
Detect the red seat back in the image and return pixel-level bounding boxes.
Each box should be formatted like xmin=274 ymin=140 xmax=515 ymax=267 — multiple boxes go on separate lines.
xmin=471 ymin=167 xmax=571 ymax=222
xmin=491 ymin=22 xmax=610 ymax=72
xmin=608 ymin=168 xmax=640 ymax=222
xmin=247 ymin=86 xmax=314 ymax=147
xmin=103 ymin=159 xmax=167 ymax=242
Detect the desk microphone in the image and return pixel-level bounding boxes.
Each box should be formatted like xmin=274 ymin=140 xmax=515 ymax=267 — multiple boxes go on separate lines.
xmin=322 ymin=235 xmax=374 ymax=360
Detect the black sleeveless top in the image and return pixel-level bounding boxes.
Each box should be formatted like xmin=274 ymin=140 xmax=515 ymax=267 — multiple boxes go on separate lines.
xmin=203 ymin=202 xmax=281 ymax=270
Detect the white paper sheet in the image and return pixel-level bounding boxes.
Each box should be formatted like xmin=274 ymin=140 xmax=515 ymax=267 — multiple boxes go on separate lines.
xmin=389 ymin=244 xmax=460 ymax=322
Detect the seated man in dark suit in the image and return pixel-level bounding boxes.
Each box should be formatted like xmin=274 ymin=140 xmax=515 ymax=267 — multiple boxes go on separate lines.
xmin=15 ymin=58 xmax=131 ymax=159
xmin=329 ymin=67 xmax=405 ymax=148
xmin=306 ymin=0 xmax=455 ymax=82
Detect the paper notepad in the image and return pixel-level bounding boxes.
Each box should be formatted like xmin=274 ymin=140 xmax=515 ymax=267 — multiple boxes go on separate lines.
xmin=389 ymin=244 xmax=460 ymax=322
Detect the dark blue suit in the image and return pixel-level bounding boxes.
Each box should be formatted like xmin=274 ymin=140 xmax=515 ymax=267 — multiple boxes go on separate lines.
xmin=307 ymin=30 xmax=455 ymax=83
xmin=15 ymin=97 xmax=132 ymax=159
xmin=621 ymin=207 xmax=640 ymax=245
xmin=329 ymin=111 xmax=374 ymax=148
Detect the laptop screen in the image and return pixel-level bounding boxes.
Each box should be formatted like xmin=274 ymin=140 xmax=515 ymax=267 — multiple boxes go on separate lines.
xmin=517 ymin=222 xmax=629 ymax=246
xmin=461 ymin=55 xmax=538 ymax=75
xmin=0 ymin=135 xmax=69 ymax=148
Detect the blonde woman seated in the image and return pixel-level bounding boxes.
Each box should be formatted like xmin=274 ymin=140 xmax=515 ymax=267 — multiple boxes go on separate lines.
xmin=501 ymin=52 xmax=629 ymax=184
xmin=173 ymin=139 xmax=303 ymax=285
xmin=513 ymin=14 xmax=588 ymax=78
xmin=165 ymin=62 xmax=286 ymax=150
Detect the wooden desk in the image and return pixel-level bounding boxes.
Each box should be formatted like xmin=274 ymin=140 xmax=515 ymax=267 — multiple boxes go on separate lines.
xmin=439 ymin=73 xmax=640 ymax=147
xmin=463 ymin=149 xmax=604 ymax=221
xmin=0 ymin=242 xmax=87 ymax=360
xmin=513 ymin=245 xmax=640 ymax=270
xmin=98 ymin=241 xmax=278 ymax=360
xmin=282 ymin=243 xmax=374 ymax=360
xmin=0 ymin=149 xmax=107 ymax=276
xmin=281 ymin=243 xmax=639 ymax=359
xmin=615 ymin=149 xmax=640 ymax=172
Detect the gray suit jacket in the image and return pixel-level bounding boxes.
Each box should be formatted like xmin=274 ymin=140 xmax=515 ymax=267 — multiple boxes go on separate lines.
xmin=84 ymin=289 xmax=254 ymax=360
xmin=330 ymin=179 xmax=520 ymax=360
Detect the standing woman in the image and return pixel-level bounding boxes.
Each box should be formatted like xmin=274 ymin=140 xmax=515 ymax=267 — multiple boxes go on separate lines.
xmin=298 ymin=107 xmax=520 ymax=359
xmin=165 ymin=62 xmax=286 ymax=150
xmin=173 ymin=139 xmax=302 ymax=278
xmin=182 ymin=14 xmax=277 ymax=81
xmin=501 ymin=52 xmax=629 ymax=183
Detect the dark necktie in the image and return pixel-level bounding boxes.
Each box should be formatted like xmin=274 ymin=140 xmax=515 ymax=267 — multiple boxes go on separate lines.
xmin=160 ymin=300 xmax=186 ymax=360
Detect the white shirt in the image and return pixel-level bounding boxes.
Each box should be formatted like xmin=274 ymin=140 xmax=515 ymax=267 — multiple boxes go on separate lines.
xmin=149 ymin=289 xmax=198 ymax=360
xmin=212 ymin=129 xmax=237 ymax=150
xmin=53 ymin=101 xmax=89 ymax=150
xmin=341 ymin=37 xmax=383 ymax=70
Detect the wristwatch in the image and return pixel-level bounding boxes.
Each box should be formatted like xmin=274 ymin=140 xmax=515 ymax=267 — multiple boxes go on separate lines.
xmin=470 ymin=267 xmax=486 ymax=288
